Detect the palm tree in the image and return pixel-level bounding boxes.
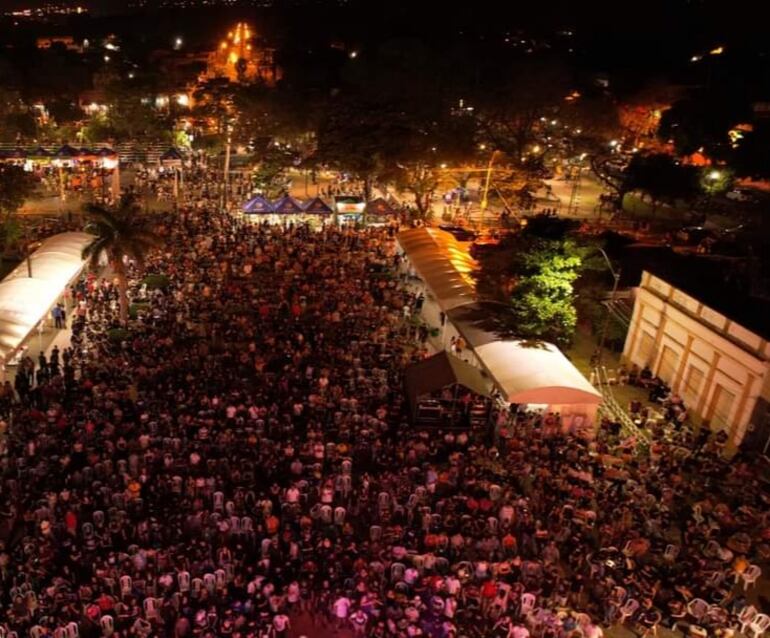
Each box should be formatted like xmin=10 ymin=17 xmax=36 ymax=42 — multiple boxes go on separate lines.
xmin=81 ymin=194 xmax=160 ymax=323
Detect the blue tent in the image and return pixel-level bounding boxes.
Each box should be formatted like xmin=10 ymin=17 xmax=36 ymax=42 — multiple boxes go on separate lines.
xmin=242 ymin=195 xmax=275 ymax=214
xmin=160 ymin=147 xmax=184 ymax=162
xmin=272 ymin=196 xmax=304 ymax=214
xmin=54 ymin=144 xmax=81 ymax=158
xmin=302 ymin=197 xmax=333 ymax=215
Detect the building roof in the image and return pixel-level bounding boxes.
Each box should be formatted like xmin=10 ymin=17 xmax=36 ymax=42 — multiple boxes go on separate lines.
xmin=626 ymin=246 xmax=770 ymax=341
xmin=0 ymin=232 xmax=94 ymax=361
xmin=397 ymin=227 xmax=477 ymax=311
xmin=404 ymin=351 xmax=493 ymax=411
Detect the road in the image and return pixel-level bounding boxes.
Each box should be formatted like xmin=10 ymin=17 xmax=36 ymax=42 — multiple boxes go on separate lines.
xmin=17 ymin=165 xmax=609 ymax=228
xmin=538 ymin=172 xmax=606 ymax=219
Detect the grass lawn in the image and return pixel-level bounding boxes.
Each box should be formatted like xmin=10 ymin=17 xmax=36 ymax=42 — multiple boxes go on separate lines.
xmin=621 ymin=193 xmax=694 ymax=227
xmin=0 ymin=258 xmax=21 ymax=280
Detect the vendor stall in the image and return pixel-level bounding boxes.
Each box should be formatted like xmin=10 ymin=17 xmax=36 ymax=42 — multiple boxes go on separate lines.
xmin=365 ymin=197 xmax=398 ymax=226
xmin=303 ymin=197 xmax=333 ymax=217
xmin=334 ymin=195 xmax=366 ymax=225
xmin=405 ymin=351 xmax=493 ymax=427
xmin=242 ymin=195 xmax=275 ymax=223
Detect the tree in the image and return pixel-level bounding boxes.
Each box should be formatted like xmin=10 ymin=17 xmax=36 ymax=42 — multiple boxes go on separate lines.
xmin=732 ymin=124 xmax=770 ymax=180
xmin=314 ymin=95 xmax=412 ymax=200
xmin=100 ymin=81 xmax=171 ymax=141
xmin=621 ymin=153 xmax=700 ymax=211
xmin=251 ymin=146 xmax=297 ymax=198
xmin=391 ymin=162 xmax=439 ymax=220
xmin=82 ymin=195 xmax=159 ymax=323
xmin=476 ymin=216 xmax=588 ymax=348
xmin=0 ymin=165 xmax=36 ymax=255
xmin=475 ymin=59 xmax=570 ymax=170
xmin=658 ymin=90 xmax=751 ymax=160
xmin=193 ymin=78 xmax=237 ymax=136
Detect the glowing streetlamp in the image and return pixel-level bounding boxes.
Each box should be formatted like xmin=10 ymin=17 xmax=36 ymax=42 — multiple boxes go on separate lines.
xmin=480 ymin=150 xmax=502 ymax=227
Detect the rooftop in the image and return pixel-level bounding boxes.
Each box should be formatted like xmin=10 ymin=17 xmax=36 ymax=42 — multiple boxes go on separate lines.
xmin=627 ymin=246 xmax=770 ymax=342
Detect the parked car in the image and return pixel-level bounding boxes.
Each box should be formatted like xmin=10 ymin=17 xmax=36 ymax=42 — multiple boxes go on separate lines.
xmin=726 ymin=189 xmax=757 ymax=203
xmin=438 ymin=225 xmax=477 ymax=241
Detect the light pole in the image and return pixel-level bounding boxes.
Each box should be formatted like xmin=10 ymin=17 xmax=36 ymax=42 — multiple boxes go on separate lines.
xmin=223 ymin=125 xmax=233 ymax=209
xmin=596 ymin=247 xmax=621 ymax=366
xmin=480 ymin=150 xmax=501 ymax=229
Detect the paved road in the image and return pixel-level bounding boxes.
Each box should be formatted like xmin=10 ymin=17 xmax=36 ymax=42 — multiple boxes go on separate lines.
xmin=539 ymin=172 xmax=606 ymax=219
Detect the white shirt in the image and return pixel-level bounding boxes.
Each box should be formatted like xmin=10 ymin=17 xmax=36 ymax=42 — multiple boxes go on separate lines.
xmin=445 ymin=576 xmax=461 ymax=595
xmin=333 ymin=596 xmax=351 ymax=618
xmin=511 ymin=626 xmax=530 ymax=638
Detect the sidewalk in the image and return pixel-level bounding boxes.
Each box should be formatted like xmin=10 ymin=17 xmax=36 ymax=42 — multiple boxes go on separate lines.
xmin=4 ymin=313 xmax=73 ymax=386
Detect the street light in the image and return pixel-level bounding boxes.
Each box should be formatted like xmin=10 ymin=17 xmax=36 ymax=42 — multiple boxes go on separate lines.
xmin=595 ymin=247 xmax=621 ymax=367
xmin=480 ymin=150 xmax=502 ymax=228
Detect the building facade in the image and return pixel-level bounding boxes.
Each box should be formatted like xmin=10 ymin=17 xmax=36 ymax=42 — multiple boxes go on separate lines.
xmin=623 ymin=270 xmax=770 ymax=449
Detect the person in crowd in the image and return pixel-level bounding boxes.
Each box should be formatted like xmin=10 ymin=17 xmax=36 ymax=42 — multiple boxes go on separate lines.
xmin=0 ymin=200 xmax=764 ymax=638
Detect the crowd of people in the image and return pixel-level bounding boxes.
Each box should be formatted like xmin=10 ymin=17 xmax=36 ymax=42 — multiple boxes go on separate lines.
xmin=0 ymin=203 xmax=768 ymax=638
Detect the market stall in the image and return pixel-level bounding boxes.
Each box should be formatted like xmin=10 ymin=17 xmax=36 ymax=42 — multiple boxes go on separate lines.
xmin=405 ymin=351 xmax=494 ymax=427
xmin=365 ymin=197 xmax=398 ymax=226
xmin=241 ymin=195 xmax=275 ymax=223
xmin=334 ymin=195 xmax=365 ymax=225
xmin=302 ymin=197 xmax=333 ymax=227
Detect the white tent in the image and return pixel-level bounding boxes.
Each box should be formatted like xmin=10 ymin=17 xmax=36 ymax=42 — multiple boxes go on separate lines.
xmin=0 ymin=232 xmax=94 ymax=363
xmin=445 ymin=303 xmax=602 ymax=436
xmin=397 ymin=227 xmax=477 ymax=311
xmin=475 ymin=340 xmax=602 ymax=405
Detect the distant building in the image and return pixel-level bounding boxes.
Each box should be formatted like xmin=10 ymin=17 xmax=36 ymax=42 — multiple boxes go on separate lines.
xmin=36 ymin=36 xmax=83 ymax=52
xmin=623 ymin=268 xmax=770 ymax=451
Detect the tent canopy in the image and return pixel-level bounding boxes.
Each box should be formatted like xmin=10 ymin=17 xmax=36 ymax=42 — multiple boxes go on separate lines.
xmin=0 ymin=232 xmax=94 ymax=361
xmin=243 ymin=195 xmax=274 ymax=214
xmin=405 ymin=351 xmax=493 ymax=411
xmin=475 ymin=340 xmax=602 ymax=404
xmin=446 ymin=302 xmax=520 ymax=348
xmin=160 ymin=148 xmax=184 ymax=162
xmin=366 ymin=197 xmax=397 ymax=216
xmin=397 ymin=227 xmax=478 ymax=311
xmin=272 ymin=196 xmax=304 ymax=214
xmin=55 ymin=145 xmax=80 ymax=158
xmin=303 ymin=197 xmax=333 ymax=215
xmin=447 ymin=302 xmax=601 ymax=405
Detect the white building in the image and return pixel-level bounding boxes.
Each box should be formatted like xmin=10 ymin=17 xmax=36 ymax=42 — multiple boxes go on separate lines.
xmin=623 ymin=269 xmax=770 ymax=449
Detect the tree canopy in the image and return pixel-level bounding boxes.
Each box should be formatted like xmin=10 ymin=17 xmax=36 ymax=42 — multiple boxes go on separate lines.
xmin=476 ymin=216 xmax=592 ymax=348
xmin=621 ymin=153 xmax=700 ymax=206
xmin=82 ymin=195 xmax=159 ymax=322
